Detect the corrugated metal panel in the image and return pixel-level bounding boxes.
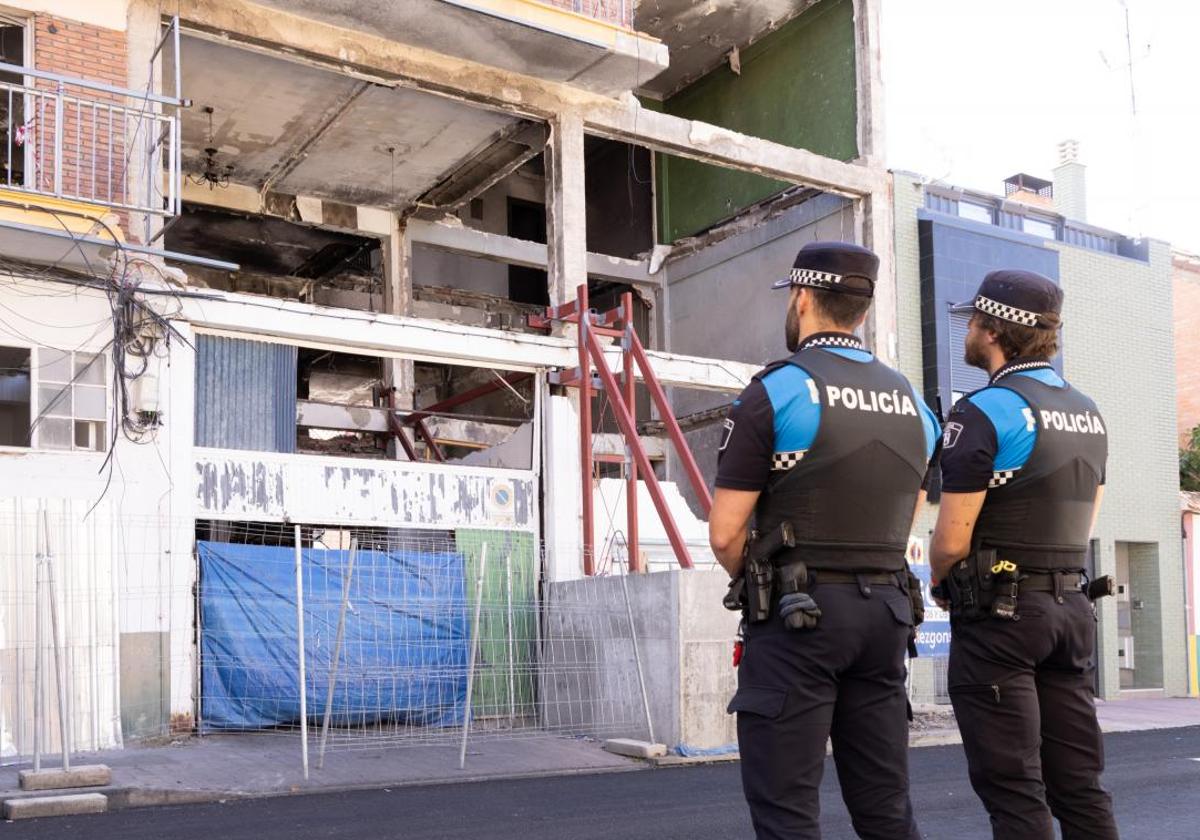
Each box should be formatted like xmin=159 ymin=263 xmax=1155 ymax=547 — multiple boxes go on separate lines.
xmin=947 ymin=312 xmax=989 ymax=400
xmin=1063 ymin=225 xmax=1118 ymax=254
xmin=195 ymin=335 xmax=297 ymax=453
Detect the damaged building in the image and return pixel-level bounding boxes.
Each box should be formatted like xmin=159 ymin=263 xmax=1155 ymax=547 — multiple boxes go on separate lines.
xmin=0 ymin=0 xmax=892 ymax=759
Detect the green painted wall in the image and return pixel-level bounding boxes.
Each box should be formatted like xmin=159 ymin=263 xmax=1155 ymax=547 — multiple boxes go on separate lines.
xmin=655 ymin=0 xmax=859 ymax=243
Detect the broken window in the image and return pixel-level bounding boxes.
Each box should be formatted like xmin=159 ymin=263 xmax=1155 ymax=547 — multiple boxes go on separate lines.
xmin=0 ymin=345 xmax=30 ymax=446
xmin=195 ymin=335 xmax=535 ymax=469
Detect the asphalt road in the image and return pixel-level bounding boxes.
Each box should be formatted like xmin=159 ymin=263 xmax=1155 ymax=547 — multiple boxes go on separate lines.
xmin=7 ymin=727 xmax=1200 ymax=839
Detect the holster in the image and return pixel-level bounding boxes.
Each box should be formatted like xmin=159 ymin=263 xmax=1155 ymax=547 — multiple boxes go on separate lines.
xmin=947 ymin=548 xmax=997 ymax=622
xmin=901 ymin=567 xmax=924 ymax=658
xmin=743 ymin=522 xmax=796 ymax=624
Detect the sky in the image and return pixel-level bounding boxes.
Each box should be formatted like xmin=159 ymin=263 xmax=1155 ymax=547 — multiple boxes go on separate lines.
xmin=881 ymin=0 xmax=1200 ymax=253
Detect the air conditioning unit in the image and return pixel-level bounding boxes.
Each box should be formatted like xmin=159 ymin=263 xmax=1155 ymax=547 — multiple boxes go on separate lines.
xmin=1118 ymin=636 xmax=1135 ymax=669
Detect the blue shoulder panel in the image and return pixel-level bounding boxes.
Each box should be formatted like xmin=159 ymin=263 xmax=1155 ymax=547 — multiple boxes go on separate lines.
xmin=917 ymin=396 xmax=940 ymax=460
xmin=761 ymin=364 xmax=821 ymax=454
xmin=966 ymin=386 xmax=1036 ymax=471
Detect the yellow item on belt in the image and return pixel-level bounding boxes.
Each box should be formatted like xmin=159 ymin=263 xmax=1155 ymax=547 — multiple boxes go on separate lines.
xmin=991 ymin=560 xmax=1018 ymax=574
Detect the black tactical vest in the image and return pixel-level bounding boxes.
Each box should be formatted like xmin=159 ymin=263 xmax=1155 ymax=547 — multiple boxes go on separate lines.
xmin=971 ymin=367 xmax=1108 ymax=571
xmin=753 ymin=342 xmax=929 ymax=573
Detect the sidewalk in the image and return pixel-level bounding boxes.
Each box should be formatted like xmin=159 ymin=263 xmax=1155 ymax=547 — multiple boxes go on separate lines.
xmin=0 ymin=732 xmax=640 ymax=811
xmin=910 ymin=695 xmax=1200 ymax=747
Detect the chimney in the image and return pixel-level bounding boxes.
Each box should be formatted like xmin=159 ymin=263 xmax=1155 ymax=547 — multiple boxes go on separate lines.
xmin=1052 ymin=139 xmax=1087 ymax=222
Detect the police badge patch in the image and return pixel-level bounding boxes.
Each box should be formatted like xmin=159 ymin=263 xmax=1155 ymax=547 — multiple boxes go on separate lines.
xmin=943 ymin=421 xmax=964 ymax=449
xmin=719 ymin=418 xmax=735 ymax=451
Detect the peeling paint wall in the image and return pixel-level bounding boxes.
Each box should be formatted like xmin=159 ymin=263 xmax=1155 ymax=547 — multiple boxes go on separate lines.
xmin=194 ymin=449 xmax=536 ymax=531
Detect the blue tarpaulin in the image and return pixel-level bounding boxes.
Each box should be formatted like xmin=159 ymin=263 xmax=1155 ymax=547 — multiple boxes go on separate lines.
xmin=199 ymin=541 xmax=468 ymax=732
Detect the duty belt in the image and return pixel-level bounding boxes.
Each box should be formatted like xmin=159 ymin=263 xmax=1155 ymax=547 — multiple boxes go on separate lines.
xmin=773 ymin=564 xmax=898 ymax=588
xmin=1018 ymin=571 xmax=1084 ymax=592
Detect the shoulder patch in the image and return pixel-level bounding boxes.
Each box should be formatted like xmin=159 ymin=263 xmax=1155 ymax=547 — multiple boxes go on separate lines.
xmin=943 ymin=421 xmax=964 ymax=449
xmin=719 ymin=418 xmax=735 ymax=452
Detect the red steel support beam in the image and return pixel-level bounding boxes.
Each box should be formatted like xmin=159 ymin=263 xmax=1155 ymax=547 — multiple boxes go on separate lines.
xmin=621 ymin=293 xmax=641 ymax=574
xmin=629 ymin=330 xmax=713 ymax=516
xmin=404 ymin=373 xmax=532 ymax=425
xmin=583 ymin=323 xmax=694 ymax=569
xmin=577 ymin=283 xmax=595 ymax=576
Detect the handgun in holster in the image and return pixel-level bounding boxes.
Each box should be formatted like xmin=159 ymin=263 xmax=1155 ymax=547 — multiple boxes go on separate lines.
xmin=947 ymin=548 xmax=992 ymax=622
xmin=901 ymin=567 xmax=925 ymax=658
xmin=1086 ymin=575 xmax=1116 ymax=601
xmin=726 ymin=522 xmax=796 ymax=624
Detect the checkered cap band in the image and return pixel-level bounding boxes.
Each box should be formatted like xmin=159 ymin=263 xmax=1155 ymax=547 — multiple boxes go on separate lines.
xmin=789 ymin=268 xmax=843 ymax=288
xmin=804 ymin=335 xmax=864 ymax=350
xmin=975 ymin=295 xmax=1041 ymax=327
xmin=988 ymin=469 xmax=1018 ymax=488
xmin=772 ymin=450 xmax=807 ymax=471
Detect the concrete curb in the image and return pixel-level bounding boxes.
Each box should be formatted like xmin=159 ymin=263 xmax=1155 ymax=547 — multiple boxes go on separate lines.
xmin=2 ymin=762 xmax=651 ymax=815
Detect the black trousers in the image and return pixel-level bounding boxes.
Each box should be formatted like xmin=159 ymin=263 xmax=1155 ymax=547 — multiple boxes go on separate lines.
xmin=729 ymin=581 xmax=921 ymax=840
xmin=948 ymin=589 xmax=1118 ymax=840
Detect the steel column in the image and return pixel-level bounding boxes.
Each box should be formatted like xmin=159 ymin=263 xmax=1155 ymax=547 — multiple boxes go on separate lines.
xmin=577 ymin=283 xmax=595 ymax=576
xmin=621 ymin=292 xmax=640 ymax=573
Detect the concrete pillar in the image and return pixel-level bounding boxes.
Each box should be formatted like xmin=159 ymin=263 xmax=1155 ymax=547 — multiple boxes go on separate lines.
xmin=862 ymin=185 xmax=898 ymax=366
xmin=382 ymin=215 xmax=415 ymax=457
xmin=126 ymin=1 xmax=163 ymax=246
xmin=545 ymin=111 xmax=587 ymax=307
xmin=543 ymin=394 xmax=584 ymax=582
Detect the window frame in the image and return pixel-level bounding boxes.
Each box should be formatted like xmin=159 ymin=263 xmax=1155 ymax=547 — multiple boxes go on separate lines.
xmin=33 ymin=346 xmax=110 ymax=453
xmin=0 ymin=339 xmax=33 ymax=450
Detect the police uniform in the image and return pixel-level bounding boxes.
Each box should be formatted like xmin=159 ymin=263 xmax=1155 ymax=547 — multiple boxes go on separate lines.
xmin=719 ymin=242 xmax=938 ymax=840
xmin=939 ymin=271 xmax=1117 ymax=839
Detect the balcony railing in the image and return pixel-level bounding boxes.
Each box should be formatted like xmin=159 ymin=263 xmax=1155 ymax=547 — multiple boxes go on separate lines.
xmin=552 ymin=0 xmax=631 ymax=28
xmin=0 ymin=59 xmax=183 ymax=229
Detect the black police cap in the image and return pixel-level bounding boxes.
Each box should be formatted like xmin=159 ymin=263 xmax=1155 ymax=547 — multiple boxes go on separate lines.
xmin=772 ymin=241 xmax=878 ymax=297
xmin=950 ymin=269 xmax=1063 ymax=329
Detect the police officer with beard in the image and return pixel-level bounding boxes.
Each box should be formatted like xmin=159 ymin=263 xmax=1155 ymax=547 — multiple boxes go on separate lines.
xmin=709 ymin=241 xmax=938 ymax=840
xmin=929 ymin=270 xmax=1117 ymax=839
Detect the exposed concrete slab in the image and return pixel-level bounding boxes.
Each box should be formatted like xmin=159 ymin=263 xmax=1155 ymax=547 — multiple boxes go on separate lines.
xmin=636 ymin=0 xmax=815 ymax=97
xmin=603 ymin=739 xmax=667 ymax=758
xmin=3 ymin=793 xmax=108 ymax=820
xmin=176 ymin=35 xmax=519 ymax=209
xmin=245 ymin=0 xmax=668 ymax=97
xmin=176 ymin=0 xmax=886 ymax=199
xmin=18 ymin=765 xmax=112 ymax=791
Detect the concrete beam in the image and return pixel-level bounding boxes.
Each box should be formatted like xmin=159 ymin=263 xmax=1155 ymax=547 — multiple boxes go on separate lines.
xmin=176 ymin=0 xmax=887 ymax=199
xmin=178 ymin=287 xmax=753 ymax=391
xmin=408 ymin=219 xmax=656 ymax=286
xmin=177 ymin=185 xmax=656 ymax=286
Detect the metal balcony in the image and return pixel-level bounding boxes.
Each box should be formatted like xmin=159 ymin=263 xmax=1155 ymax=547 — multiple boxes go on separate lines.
xmin=0 ymin=59 xmax=184 ymax=231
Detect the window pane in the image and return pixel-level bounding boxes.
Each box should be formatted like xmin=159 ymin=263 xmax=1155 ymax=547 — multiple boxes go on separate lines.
xmin=74 ymin=384 xmax=106 ymax=420
xmin=38 ymin=417 xmax=72 ymax=449
xmin=1023 ymin=217 xmax=1057 ymax=239
xmin=75 ymin=420 xmax=106 ymax=451
xmin=0 ymin=345 xmax=31 ymax=447
xmin=39 ymin=347 xmax=71 ymax=383
xmin=38 ymin=384 xmax=71 ymax=418
xmin=74 ymin=353 xmax=105 ymax=385
xmin=958 ymin=202 xmax=992 ymax=224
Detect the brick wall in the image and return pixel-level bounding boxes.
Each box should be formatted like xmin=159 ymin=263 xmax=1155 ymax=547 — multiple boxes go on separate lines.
xmin=1174 ymin=253 xmax=1200 ymax=443
xmin=29 ymin=15 xmax=130 ymax=230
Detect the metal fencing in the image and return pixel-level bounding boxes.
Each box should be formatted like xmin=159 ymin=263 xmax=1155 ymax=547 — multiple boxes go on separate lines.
xmin=1 ymin=510 xmax=663 ymax=776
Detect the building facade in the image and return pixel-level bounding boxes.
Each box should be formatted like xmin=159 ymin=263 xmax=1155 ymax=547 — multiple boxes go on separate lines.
xmin=893 ymin=163 xmax=1186 ymax=701
xmin=0 ymin=0 xmax=892 ymax=759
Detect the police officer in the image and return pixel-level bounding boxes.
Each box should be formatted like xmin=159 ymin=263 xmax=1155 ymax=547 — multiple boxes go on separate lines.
xmin=709 ymin=241 xmax=938 ymax=840
xmin=929 ymin=269 xmax=1117 ymax=839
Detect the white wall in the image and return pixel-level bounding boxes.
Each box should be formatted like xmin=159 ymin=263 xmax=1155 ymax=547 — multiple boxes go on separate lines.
xmin=0 ymin=273 xmax=197 ymax=727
